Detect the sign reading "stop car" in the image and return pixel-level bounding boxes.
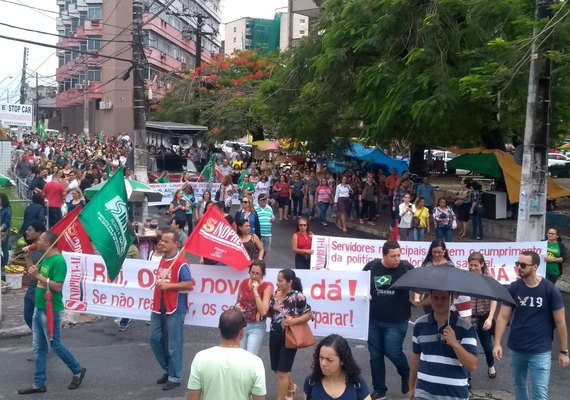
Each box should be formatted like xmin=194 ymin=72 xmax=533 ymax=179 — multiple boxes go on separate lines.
xmin=0 ymin=103 xmax=33 ymax=126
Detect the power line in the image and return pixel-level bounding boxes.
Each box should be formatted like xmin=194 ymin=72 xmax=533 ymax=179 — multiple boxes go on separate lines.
xmin=0 ymin=22 xmax=133 ymax=43
xmin=0 ymin=34 xmax=135 ymax=65
xmin=27 ymin=53 xmax=55 ymax=75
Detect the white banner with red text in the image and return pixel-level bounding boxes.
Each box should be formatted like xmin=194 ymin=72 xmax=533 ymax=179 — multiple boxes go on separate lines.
xmin=62 ymin=253 xmax=371 ymax=340
xmin=310 ymin=235 xmax=547 ymax=284
xmin=148 ymin=182 xmax=240 ymax=206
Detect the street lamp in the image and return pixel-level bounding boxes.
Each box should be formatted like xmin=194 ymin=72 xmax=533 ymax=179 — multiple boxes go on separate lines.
xmin=0 ymin=75 xmax=13 ymax=86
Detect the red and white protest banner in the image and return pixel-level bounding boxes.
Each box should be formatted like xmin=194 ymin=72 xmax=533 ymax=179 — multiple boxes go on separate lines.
xmin=310 ymin=235 xmax=547 ymax=284
xmin=51 ymin=205 xmax=95 ymax=254
xmin=184 ymin=205 xmax=252 ymax=271
xmin=62 ymin=253 xmax=371 ymax=340
xmin=148 ymin=182 xmax=240 ymax=206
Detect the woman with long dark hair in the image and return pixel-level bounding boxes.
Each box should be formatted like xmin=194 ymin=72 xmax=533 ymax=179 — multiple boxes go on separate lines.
xmin=304 ymin=334 xmax=372 ymax=400
xmin=236 ymin=219 xmax=264 ymax=261
xmin=168 ymin=189 xmax=188 ymax=230
xmin=235 ymin=260 xmax=274 ymax=356
xmin=420 ymin=239 xmax=453 ymax=267
xmin=545 ymin=227 xmax=567 ymax=284
xmin=0 ymin=193 xmax=12 ymax=272
xmin=268 ymin=268 xmax=312 ymax=400
xmin=468 ymin=252 xmax=497 ymax=380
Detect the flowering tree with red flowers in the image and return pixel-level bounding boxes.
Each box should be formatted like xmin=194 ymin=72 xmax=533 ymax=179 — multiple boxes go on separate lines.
xmin=153 ymin=51 xmax=276 ymax=140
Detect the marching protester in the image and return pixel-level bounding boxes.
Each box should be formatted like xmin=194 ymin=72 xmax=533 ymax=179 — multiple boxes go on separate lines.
xmin=306 ymin=170 xmax=319 ymax=221
xmin=254 ymin=193 xmax=275 ymax=256
xmin=268 ymin=268 xmax=312 ymax=400
xmin=21 ymin=221 xmax=46 ymax=330
xmin=18 ymin=231 xmax=87 ymax=394
xmin=219 ymin=175 xmax=236 ymax=213
xmin=433 ymin=197 xmax=456 ymax=242
xmin=467 ymin=252 xmax=498 ymax=380
xmin=290 ymin=171 xmax=306 ymax=219
xmin=493 ymin=250 xmax=569 ymax=400
xmin=149 ymin=230 xmax=195 ymax=391
xmin=545 ymin=227 xmax=566 ymax=284
xmin=454 ymin=179 xmax=472 ymax=239
xmin=362 ymin=241 xmax=413 ymax=400
xmin=398 ymin=193 xmax=415 ymax=241
xmin=291 ymin=217 xmax=313 ymax=270
xmin=273 ymin=175 xmax=292 ymax=221
xmin=315 ymin=177 xmax=333 ymax=226
xmin=409 ymin=290 xmax=478 ymax=400
xmin=66 ymin=187 xmax=85 ymax=213
xmin=469 ymin=181 xmax=484 ymax=240
xmin=413 ymin=197 xmax=430 ymax=241
xmin=186 ymin=309 xmax=267 ymax=400
xmin=235 ymin=260 xmax=274 ymax=356
xmin=196 ymin=190 xmax=212 ymax=221
xmin=304 ymin=334 xmax=372 ymax=400
xmin=169 ymin=189 xmax=189 ymax=231
xmin=360 ymin=173 xmax=378 ymax=226
xmin=334 ymin=175 xmax=352 ymax=232
xmin=19 ymin=192 xmax=46 ymax=238
xmin=235 ymin=196 xmax=261 ymax=237
xmin=0 ymin=193 xmax=12 ymax=273
xmin=236 ymin=219 xmax=264 ymax=261
xmin=182 ymin=184 xmax=196 ymax=233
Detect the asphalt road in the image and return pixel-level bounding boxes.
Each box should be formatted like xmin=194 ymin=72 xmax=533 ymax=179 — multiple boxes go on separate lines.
xmin=0 ymin=220 xmax=569 ymax=400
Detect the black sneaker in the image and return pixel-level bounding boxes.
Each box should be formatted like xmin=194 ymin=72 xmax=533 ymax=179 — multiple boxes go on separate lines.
xmin=162 ymin=381 xmax=180 ymax=390
xmin=18 ymin=386 xmax=47 ymax=394
xmin=68 ymin=368 xmax=86 ymax=390
xmin=118 ymin=319 xmax=131 ymax=332
xmin=156 ymin=374 xmax=168 ymax=384
xmin=371 ymin=391 xmax=386 ymax=400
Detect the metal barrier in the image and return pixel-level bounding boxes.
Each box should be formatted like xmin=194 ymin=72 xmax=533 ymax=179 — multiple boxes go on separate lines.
xmin=6 ymin=170 xmax=31 ymax=200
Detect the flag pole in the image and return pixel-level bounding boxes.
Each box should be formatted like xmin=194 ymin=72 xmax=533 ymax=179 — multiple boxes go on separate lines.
xmin=31 ymin=214 xmax=81 ymax=269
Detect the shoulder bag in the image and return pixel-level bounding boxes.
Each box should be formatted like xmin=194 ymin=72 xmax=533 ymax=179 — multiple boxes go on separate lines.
xmin=285 ymin=292 xmax=315 ymax=349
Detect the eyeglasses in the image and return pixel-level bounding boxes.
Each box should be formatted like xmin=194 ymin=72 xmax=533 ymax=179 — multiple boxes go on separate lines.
xmin=250 ymin=271 xmax=261 ymax=276
xmin=298 ymin=223 xmax=307 ymax=226
xmin=515 ymin=262 xmax=534 ymax=269
xmin=242 ymin=201 xmax=249 ymax=204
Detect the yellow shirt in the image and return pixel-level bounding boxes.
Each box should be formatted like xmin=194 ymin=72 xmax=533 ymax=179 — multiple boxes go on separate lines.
xmin=415 ymin=207 xmax=429 ymax=228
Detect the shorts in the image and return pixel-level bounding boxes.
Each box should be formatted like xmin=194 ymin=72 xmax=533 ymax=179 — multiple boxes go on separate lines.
xmin=269 ymin=331 xmax=297 ymax=372
xmin=277 ymin=197 xmax=290 ymax=209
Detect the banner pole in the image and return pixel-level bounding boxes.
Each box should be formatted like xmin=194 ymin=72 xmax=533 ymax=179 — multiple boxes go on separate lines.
xmin=32 ymin=213 xmax=81 ymax=268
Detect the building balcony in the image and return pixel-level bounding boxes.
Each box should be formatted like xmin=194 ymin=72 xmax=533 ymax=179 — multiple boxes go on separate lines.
xmin=292 ymin=0 xmax=322 ymax=18
xmin=146 ymin=48 xmax=188 ymax=73
xmin=56 ymin=82 xmax=103 ymax=109
xmin=76 ymin=21 xmax=103 ymax=37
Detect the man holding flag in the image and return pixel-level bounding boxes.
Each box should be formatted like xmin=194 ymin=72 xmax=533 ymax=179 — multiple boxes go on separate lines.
xmin=18 ymin=231 xmax=87 ymax=394
xmin=150 ymin=229 xmax=195 ymax=391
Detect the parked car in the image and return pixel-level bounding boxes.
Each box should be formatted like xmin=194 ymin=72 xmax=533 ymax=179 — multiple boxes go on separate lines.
xmin=548 ymin=153 xmax=570 ymax=167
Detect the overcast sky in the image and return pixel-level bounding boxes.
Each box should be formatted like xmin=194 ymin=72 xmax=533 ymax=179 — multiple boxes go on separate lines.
xmin=0 ymin=0 xmax=287 ymax=102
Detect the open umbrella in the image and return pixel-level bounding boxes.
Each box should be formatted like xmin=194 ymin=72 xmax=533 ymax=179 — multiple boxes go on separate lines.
xmin=0 ymin=173 xmax=15 ymax=188
xmin=390 ymin=266 xmax=515 ymax=305
xmin=84 ymin=179 xmax=163 ymax=203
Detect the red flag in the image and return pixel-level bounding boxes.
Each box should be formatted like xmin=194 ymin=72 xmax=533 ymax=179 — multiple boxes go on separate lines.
xmin=390 ymin=219 xmax=399 ymax=241
xmin=183 ymin=205 xmax=252 ymax=271
xmin=51 ymin=205 xmax=95 ymax=254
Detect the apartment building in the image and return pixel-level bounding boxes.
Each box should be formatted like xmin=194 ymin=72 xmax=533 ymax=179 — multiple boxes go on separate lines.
xmin=55 ymin=0 xmax=221 ymax=136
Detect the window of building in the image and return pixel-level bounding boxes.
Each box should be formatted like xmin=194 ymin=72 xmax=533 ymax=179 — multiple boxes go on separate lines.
xmin=233 ymin=27 xmax=236 ymax=33
xmin=87 ymin=68 xmax=102 ymax=82
xmin=299 ymin=30 xmax=305 ymax=34
xmin=245 ymin=45 xmax=251 ymax=49
xmin=233 ymin=37 xmax=236 ymax=43
xmin=245 ymin=34 xmax=252 ymax=39
xmin=87 ymin=37 xmax=101 ymax=51
xmin=300 ymin=18 xmax=306 ymax=23
xmin=88 ymin=5 xmax=102 ymax=20
xmin=79 ymin=11 xmax=87 ymax=26
xmin=64 ymin=52 xmax=71 ymax=64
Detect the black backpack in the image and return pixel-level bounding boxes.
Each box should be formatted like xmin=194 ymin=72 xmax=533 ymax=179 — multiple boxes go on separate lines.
xmin=305 ymin=378 xmax=367 ymax=400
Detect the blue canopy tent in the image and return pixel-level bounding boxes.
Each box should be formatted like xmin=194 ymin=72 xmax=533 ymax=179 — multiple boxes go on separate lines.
xmin=344 ymin=143 xmax=409 ymax=175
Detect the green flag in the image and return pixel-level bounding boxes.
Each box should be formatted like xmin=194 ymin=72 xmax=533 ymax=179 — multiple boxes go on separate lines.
xmin=37 ymin=122 xmax=46 ymax=141
xmin=79 ymin=168 xmax=134 ymax=281
xmin=200 ymin=155 xmax=217 ymax=183
xmin=98 ymin=130 xmax=104 ymax=143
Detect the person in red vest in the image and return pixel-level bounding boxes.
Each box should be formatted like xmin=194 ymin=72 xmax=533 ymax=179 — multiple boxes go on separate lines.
xmin=42 ymin=173 xmax=66 ymax=228
xmin=150 ymin=229 xmax=195 ymax=390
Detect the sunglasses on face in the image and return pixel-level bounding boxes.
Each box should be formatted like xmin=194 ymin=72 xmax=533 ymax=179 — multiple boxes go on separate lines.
xmin=515 ymin=262 xmax=534 ymax=269
xmin=298 ymin=223 xmax=307 ymax=227
xmin=242 ymin=200 xmax=249 ymax=204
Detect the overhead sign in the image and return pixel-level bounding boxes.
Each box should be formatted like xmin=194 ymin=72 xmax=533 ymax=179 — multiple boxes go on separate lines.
xmin=0 ymin=103 xmax=33 ymax=126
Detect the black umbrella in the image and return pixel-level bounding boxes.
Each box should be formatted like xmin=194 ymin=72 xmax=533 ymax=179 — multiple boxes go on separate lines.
xmin=390 ymin=266 xmax=516 ymax=306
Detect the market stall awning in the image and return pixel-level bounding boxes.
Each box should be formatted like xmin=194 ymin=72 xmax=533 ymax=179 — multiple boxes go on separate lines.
xmin=345 ymin=143 xmax=409 ymax=175
xmin=445 ymin=148 xmax=570 ymax=203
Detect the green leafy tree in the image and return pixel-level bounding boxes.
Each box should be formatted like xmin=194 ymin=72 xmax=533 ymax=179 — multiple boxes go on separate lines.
xmin=153 ymin=51 xmax=276 ymax=141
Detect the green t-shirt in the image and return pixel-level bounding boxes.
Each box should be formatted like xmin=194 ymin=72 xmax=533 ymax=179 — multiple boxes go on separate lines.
xmin=35 ymin=254 xmax=67 ymax=312
xmin=238 ymin=182 xmax=255 ymax=196
xmin=187 ymin=346 xmax=266 ymax=399
xmin=157 ymin=177 xmax=170 ymax=183
xmin=547 ymin=241 xmax=561 ymax=277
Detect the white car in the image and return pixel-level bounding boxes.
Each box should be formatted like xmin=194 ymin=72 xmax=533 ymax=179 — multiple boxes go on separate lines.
xmin=548 ymin=153 xmax=570 ymax=167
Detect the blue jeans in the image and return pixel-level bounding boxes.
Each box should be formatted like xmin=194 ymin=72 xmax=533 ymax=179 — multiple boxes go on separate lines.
xmin=471 ymin=208 xmax=483 ymax=238
xmin=240 ymin=321 xmax=266 ymax=356
xmin=261 ymin=236 xmax=271 ymax=257
xmin=318 ymin=202 xmax=329 ymax=224
xmin=510 ymin=350 xmax=551 ymax=400
xmin=1 ymin=235 xmax=9 ymax=270
xmin=367 ymin=319 xmax=410 ymax=395
xmin=292 ymin=195 xmax=303 ymax=217
xmin=435 ymin=226 xmax=453 ymax=242
xmin=414 ymin=228 xmax=426 ymax=241
xmin=24 ymin=285 xmax=36 ymax=329
xmin=149 ymin=311 xmax=185 ymax=383
xmin=33 ymin=308 xmax=82 ymax=388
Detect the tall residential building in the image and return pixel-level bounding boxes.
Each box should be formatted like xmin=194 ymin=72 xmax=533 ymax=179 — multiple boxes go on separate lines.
xmin=224 ymin=13 xmax=309 ymax=55
xmin=55 ymin=0 xmax=221 ymax=136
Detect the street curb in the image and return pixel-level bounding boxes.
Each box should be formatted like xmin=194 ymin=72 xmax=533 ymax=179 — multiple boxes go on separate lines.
xmin=0 ymin=325 xmax=30 ymax=339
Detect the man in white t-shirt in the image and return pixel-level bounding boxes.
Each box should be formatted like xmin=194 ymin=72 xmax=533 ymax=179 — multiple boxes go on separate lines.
xmin=187 ymin=309 xmax=266 ymax=400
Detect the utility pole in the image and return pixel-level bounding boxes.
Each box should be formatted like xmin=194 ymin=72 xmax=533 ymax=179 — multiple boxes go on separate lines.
xmin=35 ymin=72 xmax=39 ymax=132
xmin=132 ymin=0 xmax=148 ymax=183
xmin=516 ymin=0 xmax=554 ymax=242
xmin=83 ymin=80 xmax=89 ymax=135
xmin=172 ymin=11 xmax=211 ymax=68
xmin=19 ymin=47 xmax=28 ymax=140
xmin=287 ymin=0 xmax=294 ymax=48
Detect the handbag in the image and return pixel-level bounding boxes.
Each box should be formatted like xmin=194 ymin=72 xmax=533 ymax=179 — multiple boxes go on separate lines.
xmin=284 ymin=292 xmax=315 ymax=349
xmin=285 ymin=322 xmax=315 ymax=349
